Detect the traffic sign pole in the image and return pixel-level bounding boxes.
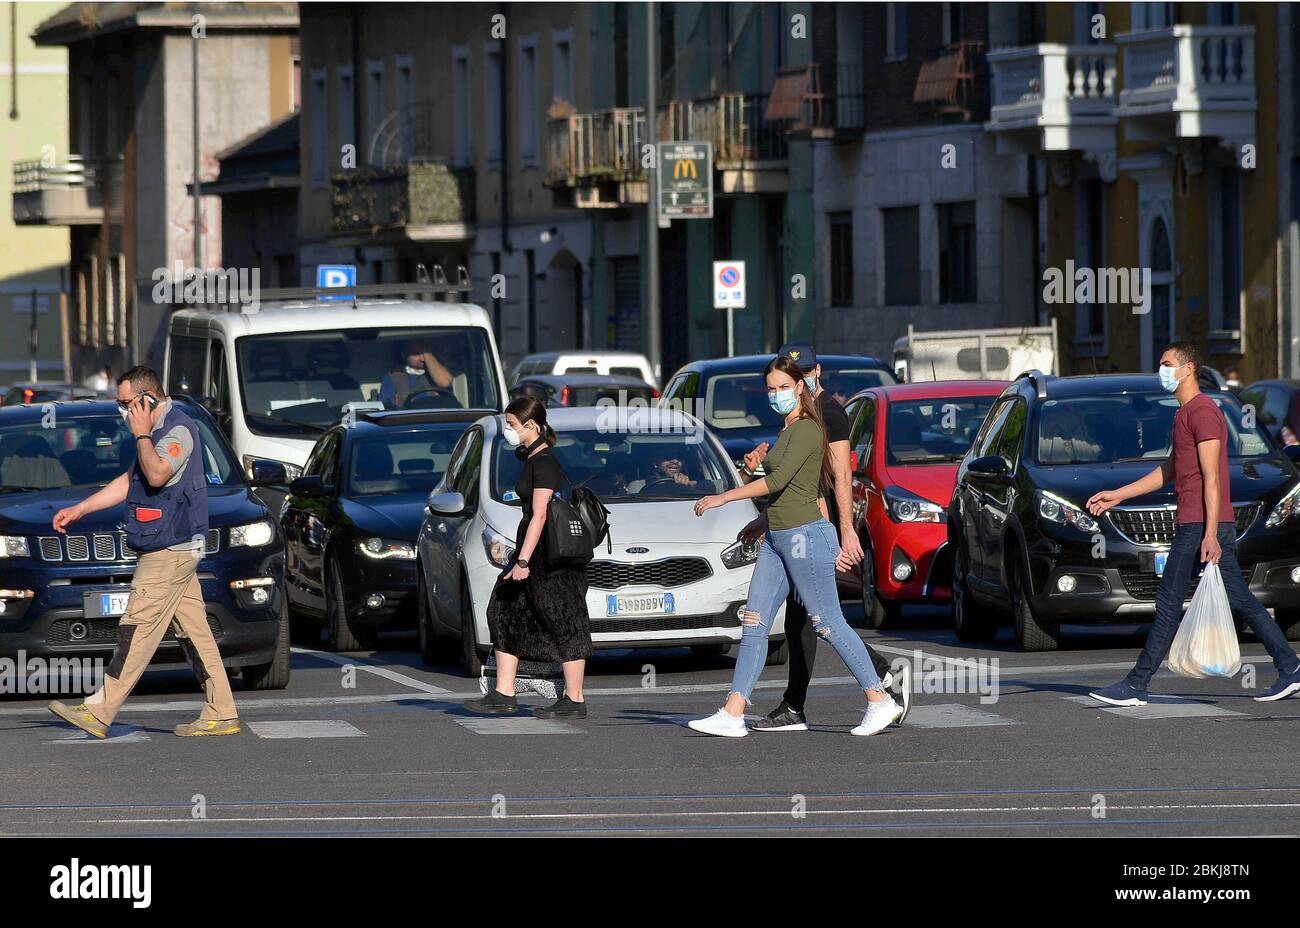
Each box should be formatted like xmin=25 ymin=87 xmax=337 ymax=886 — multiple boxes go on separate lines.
xmin=645 ymin=1 xmax=660 ymax=382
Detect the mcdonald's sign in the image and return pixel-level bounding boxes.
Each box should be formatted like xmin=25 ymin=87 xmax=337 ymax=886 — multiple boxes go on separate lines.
xmin=656 ymin=141 xmax=713 ymax=220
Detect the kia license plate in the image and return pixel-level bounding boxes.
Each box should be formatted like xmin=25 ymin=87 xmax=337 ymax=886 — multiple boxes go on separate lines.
xmin=607 ymin=592 xmax=675 ymax=617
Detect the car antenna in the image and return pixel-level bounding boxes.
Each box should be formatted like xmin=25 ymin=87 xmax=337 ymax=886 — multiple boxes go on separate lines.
xmin=930 ymin=359 xmax=938 ymax=381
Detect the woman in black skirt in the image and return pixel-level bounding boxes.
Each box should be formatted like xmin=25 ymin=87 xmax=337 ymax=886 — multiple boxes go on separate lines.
xmin=465 ymin=397 xmax=592 ymax=718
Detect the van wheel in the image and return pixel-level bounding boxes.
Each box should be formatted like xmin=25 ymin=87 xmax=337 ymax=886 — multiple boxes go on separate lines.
xmin=1011 ymin=556 xmax=1059 ymax=652
xmin=326 ymin=558 xmax=377 ymax=652
xmin=951 ymin=536 xmax=996 ymax=642
xmin=458 ymin=576 xmax=484 ymax=677
xmin=243 ymin=598 xmax=292 ymax=690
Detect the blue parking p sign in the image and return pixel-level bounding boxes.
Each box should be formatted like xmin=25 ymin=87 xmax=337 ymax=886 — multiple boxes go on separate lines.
xmin=316 ymin=264 xmax=356 ymax=300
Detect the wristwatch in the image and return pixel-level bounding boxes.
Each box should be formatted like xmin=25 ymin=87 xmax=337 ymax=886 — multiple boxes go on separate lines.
xmin=516 ymin=558 xmax=530 ymax=568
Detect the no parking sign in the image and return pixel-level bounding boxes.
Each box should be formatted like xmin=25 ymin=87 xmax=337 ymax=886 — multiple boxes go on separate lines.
xmin=713 ymin=261 xmax=746 ymax=309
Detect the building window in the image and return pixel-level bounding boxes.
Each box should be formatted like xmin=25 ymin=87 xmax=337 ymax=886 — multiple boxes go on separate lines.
xmin=290 ymin=37 xmax=302 ymax=111
xmin=336 ymin=65 xmax=355 ymax=158
xmin=485 ymin=43 xmax=503 ymax=167
xmin=943 ymin=2 xmax=963 ymax=45
xmin=1074 ymin=179 xmax=1107 ymax=345
xmin=518 ymin=37 xmax=538 ymax=166
xmin=552 ymin=29 xmax=574 ymax=106
xmin=660 ymin=3 xmax=676 ymax=82
xmin=829 ymin=212 xmax=854 ymax=307
xmin=452 ymin=46 xmax=472 ymax=168
xmin=310 ymin=69 xmax=328 ymax=187
xmin=938 ymin=202 xmax=976 ymax=304
xmin=1211 ymin=166 xmax=1243 ymax=335
xmin=365 ymin=59 xmax=386 ymax=163
xmin=396 ymin=56 xmax=414 ymax=161
xmin=1073 ymin=3 xmax=1102 ymax=43
xmin=883 ymin=206 xmax=920 ymax=306
xmin=886 ymin=3 xmax=908 ymax=60
xmin=1131 ymin=2 xmax=1175 ymax=30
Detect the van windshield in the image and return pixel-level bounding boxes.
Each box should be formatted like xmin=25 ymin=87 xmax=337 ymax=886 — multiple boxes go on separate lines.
xmin=235 ymin=327 xmax=501 ymax=436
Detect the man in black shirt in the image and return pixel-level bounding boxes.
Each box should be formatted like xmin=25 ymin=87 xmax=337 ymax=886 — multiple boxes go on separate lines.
xmin=742 ymin=343 xmax=909 ymax=731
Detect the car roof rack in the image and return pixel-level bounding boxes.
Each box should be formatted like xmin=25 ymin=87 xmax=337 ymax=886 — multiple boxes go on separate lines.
xmin=197 ymin=263 xmax=472 ymax=312
xmin=1015 ymin=369 xmax=1049 ymax=399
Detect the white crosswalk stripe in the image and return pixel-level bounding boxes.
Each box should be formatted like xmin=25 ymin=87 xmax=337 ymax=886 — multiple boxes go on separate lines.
xmin=246 ymin=720 xmax=367 ymax=739
xmin=46 ymin=726 xmax=150 ymax=744
xmin=901 ymin=703 xmax=1020 ymax=729
xmin=1064 ymin=694 xmax=1245 ymax=719
xmin=453 ymin=717 xmax=586 ymax=735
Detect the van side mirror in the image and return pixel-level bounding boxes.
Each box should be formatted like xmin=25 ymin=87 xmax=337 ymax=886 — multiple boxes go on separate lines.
xmin=247 ymin=458 xmax=288 ymax=487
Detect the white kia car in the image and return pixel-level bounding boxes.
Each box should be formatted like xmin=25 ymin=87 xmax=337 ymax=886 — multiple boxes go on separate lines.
xmin=415 ymin=406 xmax=786 ymax=675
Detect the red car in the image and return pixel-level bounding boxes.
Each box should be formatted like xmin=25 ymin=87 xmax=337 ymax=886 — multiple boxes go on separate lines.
xmin=838 ymin=380 xmax=1008 ymax=626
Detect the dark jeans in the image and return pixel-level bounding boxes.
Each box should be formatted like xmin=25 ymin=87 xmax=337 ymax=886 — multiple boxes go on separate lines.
xmin=1127 ymin=522 xmax=1299 ymax=690
xmin=783 ymin=592 xmax=892 ymax=713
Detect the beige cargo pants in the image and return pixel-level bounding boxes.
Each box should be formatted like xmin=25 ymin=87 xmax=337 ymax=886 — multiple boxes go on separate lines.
xmin=87 ymin=548 xmax=237 ymax=727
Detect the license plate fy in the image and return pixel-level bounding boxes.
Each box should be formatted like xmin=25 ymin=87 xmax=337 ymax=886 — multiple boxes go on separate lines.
xmin=607 ymin=592 xmax=675 ymax=617
xmin=88 ymin=592 xmax=130 ymax=618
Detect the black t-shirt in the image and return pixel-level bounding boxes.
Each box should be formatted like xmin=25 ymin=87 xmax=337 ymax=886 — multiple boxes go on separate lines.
xmin=818 ymin=391 xmax=851 ymax=524
xmin=517 ymin=446 xmax=563 ymax=520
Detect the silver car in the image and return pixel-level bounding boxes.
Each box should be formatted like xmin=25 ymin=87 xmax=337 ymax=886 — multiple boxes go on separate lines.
xmin=415 ymin=406 xmax=786 ymax=675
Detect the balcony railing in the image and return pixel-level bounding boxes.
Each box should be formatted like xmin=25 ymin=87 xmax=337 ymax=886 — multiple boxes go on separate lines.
xmin=331 ymin=162 xmax=474 ymax=237
xmin=1117 ymin=25 xmax=1255 ymax=112
xmin=987 ymin=44 xmax=1117 ymax=153
xmin=12 ymin=156 xmax=123 ymax=225
xmin=546 ymin=93 xmax=786 ymax=188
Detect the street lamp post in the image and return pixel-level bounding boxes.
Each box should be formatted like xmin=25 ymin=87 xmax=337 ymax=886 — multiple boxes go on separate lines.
xmin=645 ymin=1 xmax=660 ymax=381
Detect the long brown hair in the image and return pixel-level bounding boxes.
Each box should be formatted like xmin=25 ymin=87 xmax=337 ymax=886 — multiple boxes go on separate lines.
xmin=505 ymin=395 xmax=557 ymax=446
xmin=764 ymin=355 xmax=834 ymax=492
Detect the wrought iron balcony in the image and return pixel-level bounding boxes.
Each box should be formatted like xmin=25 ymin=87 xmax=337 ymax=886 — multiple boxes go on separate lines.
xmin=12 ymin=156 xmax=123 ymax=225
xmin=331 ymin=162 xmax=474 ymax=240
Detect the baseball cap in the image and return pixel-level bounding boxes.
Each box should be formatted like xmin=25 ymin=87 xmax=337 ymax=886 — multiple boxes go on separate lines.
xmin=777 ymin=341 xmax=817 ymax=372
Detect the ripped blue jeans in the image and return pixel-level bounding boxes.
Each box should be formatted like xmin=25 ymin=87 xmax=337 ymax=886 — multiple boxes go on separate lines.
xmin=730 ymin=518 xmax=883 ymax=704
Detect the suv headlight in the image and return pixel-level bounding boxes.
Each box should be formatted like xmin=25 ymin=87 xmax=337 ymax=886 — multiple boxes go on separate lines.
xmin=242 ymin=455 xmax=302 ymax=482
xmin=883 ymin=486 xmax=945 ymax=523
xmin=721 ymin=539 xmax=759 ymax=569
xmin=481 ymin=528 xmax=515 ymax=567
xmin=0 ymin=536 xmax=30 ymax=558
xmin=1267 ymin=480 xmax=1300 ymax=528
xmin=356 ymin=537 xmax=416 ymax=560
xmin=1038 ymin=491 xmax=1099 ymax=534
xmin=229 ymin=520 xmax=275 ymax=548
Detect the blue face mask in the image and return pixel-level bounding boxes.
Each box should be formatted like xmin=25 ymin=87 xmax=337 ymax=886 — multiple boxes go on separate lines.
xmin=804 ymin=376 xmax=817 ymax=394
xmin=1158 ymin=363 xmax=1185 ymax=392
xmin=769 ymin=388 xmax=798 ymax=415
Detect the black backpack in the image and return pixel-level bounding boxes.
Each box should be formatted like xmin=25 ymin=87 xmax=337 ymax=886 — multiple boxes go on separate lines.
xmin=544 ymin=477 xmax=611 ymax=567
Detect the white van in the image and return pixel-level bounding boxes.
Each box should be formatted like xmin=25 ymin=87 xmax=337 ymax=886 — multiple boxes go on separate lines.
xmin=165 ymin=282 xmax=507 ymax=480
xmin=506 ymin=350 xmax=658 ymax=390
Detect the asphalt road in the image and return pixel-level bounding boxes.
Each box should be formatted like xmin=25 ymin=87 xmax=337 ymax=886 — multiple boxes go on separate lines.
xmin=5 ymin=605 xmax=1299 ymax=837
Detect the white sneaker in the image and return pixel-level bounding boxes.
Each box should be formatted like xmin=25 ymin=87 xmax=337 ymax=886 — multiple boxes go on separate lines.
xmin=893 ymin=663 xmax=912 ymax=727
xmin=881 ymin=671 xmax=894 ymax=690
xmin=688 ymin=708 xmax=749 ymax=738
xmin=851 ymin=697 xmax=902 ymax=736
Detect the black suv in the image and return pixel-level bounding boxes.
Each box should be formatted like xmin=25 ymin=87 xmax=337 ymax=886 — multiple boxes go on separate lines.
xmin=948 ymin=371 xmax=1300 ymax=651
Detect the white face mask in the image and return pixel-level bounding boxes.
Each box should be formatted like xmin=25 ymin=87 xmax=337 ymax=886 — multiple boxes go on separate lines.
xmin=501 ymin=425 xmax=521 ymax=447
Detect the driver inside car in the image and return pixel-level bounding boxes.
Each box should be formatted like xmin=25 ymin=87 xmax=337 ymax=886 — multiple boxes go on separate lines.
xmin=379 ymin=339 xmax=454 ymax=408
xmin=628 ymin=450 xmax=699 ymax=495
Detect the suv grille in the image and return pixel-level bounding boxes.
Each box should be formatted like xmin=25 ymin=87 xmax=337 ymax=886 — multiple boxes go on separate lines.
xmin=47 ymin=614 xmax=224 ymax=645
xmin=586 ymin=558 xmax=712 ymax=590
xmin=37 ymin=529 xmax=219 ymax=562
xmin=1109 ymin=504 xmax=1260 ymax=546
xmin=1119 ymin=563 xmax=1255 ymax=601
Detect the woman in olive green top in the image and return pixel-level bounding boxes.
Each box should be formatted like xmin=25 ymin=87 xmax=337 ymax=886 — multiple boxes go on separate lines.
xmin=688 ymin=356 xmax=899 ymax=738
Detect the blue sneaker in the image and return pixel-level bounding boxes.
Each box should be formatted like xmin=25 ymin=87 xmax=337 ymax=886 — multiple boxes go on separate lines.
xmin=1254 ymin=665 xmax=1300 ymax=702
xmin=1089 ymin=680 xmax=1148 ymax=707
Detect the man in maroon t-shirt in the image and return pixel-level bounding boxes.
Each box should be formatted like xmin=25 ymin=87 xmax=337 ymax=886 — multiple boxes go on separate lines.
xmin=1086 ymin=342 xmax=1300 ymax=706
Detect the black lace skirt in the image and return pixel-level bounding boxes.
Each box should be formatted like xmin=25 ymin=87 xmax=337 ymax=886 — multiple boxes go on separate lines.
xmin=486 ymin=522 xmax=592 ymax=664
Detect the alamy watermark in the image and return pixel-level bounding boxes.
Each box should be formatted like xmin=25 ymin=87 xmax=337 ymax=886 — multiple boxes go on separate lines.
xmin=0 ymin=651 xmax=103 ymax=696
xmin=1042 ymin=260 xmax=1152 ymax=314
xmin=151 ymin=261 xmax=260 ymax=308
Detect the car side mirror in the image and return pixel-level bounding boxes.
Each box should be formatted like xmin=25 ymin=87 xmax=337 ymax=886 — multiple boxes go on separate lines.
xmin=289 ymin=474 xmax=325 ymax=497
xmin=967 ymin=454 xmax=1011 ymax=478
xmin=1284 ymin=445 xmax=1300 ymax=467
xmin=247 ymin=458 xmax=289 ymax=487
xmin=426 ymin=490 xmax=467 ymax=517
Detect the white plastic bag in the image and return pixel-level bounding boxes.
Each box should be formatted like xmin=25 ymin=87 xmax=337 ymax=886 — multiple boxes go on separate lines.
xmin=1167 ymin=563 xmax=1242 ymax=678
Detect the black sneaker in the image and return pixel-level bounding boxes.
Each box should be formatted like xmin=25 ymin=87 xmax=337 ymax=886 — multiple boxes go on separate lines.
xmin=750 ymin=701 xmax=808 ymax=732
xmin=464 ymin=689 xmax=518 ymax=714
xmin=532 ymin=695 xmax=587 ymax=719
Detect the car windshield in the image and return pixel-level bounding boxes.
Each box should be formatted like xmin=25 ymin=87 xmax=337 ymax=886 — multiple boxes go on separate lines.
xmin=348 ymin=429 xmax=464 ymax=497
xmin=887 ymin=396 xmax=998 ymax=465
xmin=0 ymin=407 xmax=240 ymax=492
xmin=235 ymin=327 xmax=501 ymax=437
xmin=1034 ymin=393 xmax=1275 ymax=465
xmin=492 ymin=429 xmax=730 ymax=503
xmin=703 ymin=365 xmax=892 ymax=431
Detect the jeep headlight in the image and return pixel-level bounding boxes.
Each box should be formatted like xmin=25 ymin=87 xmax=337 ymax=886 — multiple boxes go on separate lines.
xmin=356 ymin=537 xmax=416 ymax=560
xmin=0 ymin=536 xmax=30 ymax=558
xmin=1267 ymin=481 xmax=1300 ymax=528
xmin=721 ymin=539 xmax=759 ymax=569
xmin=1038 ymin=491 xmax=1099 ymax=534
xmin=229 ymin=520 xmax=275 ymax=548
xmin=481 ymin=528 xmax=515 ymax=567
